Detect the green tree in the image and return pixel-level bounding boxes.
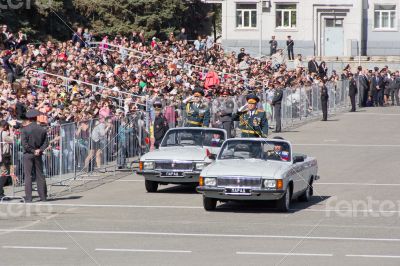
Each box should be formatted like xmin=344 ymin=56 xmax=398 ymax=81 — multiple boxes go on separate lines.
xmin=0 ymin=0 xmax=213 ymax=41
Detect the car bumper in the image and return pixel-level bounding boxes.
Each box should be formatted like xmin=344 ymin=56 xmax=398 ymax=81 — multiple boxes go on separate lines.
xmin=196 ymin=186 xmax=285 ymax=201
xmin=137 ymin=170 xmax=201 ymax=183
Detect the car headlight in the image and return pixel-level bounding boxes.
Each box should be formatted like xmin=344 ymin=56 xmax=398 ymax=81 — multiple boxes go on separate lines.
xmin=204 ymin=177 xmax=216 ymax=186
xmin=263 ymin=179 xmax=276 ymax=188
xmin=196 ymin=162 xmax=206 ymax=170
xmin=143 ymin=161 xmax=154 ymax=170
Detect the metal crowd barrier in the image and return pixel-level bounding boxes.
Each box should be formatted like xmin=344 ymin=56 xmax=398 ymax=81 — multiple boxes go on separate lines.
xmin=277 ymin=80 xmax=350 ymax=128
xmin=162 ymin=80 xmax=349 ymax=132
xmin=10 ymin=113 xmax=148 ymax=196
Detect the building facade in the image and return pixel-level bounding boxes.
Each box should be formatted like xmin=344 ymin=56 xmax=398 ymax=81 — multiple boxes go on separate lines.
xmin=206 ymin=0 xmax=400 ymax=57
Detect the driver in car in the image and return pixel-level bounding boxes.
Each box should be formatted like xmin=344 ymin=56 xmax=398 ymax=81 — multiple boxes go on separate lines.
xmin=210 ymin=133 xmax=223 ymax=147
xmin=266 ymin=143 xmax=289 ymax=161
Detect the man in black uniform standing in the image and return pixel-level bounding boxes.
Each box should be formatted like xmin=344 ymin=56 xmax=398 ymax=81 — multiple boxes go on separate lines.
xmin=348 ymin=73 xmax=358 ymax=112
xmin=269 ymin=36 xmax=278 ymax=56
xmin=272 ymin=86 xmax=283 ymax=132
xmin=286 ymin=36 xmax=294 ymax=60
xmin=320 ymin=80 xmax=329 ymax=121
xmin=21 ymin=109 xmax=49 ymax=202
xmin=153 ymin=101 xmax=169 ymax=149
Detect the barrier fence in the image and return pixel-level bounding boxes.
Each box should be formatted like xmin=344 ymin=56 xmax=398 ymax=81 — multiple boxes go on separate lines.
xmin=160 ymin=79 xmax=349 ymax=130
xmin=10 ymin=112 xmax=149 ymax=197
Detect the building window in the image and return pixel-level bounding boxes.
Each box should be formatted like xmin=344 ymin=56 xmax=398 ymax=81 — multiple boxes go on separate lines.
xmin=374 ymin=4 xmax=396 ymax=30
xmin=236 ymin=3 xmax=257 ymax=29
xmin=276 ymin=4 xmax=297 ymax=29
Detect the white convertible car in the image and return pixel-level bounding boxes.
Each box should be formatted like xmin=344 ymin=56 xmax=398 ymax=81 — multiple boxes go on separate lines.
xmin=197 ymin=138 xmax=319 ymax=212
xmin=137 ymin=127 xmax=227 ymax=192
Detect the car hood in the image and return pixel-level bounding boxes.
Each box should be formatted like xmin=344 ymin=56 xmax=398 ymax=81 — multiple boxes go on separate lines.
xmin=140 ymin=146 xmax=216 ymax=161
xmin=202 ymin=159 xmax=287 ymax=178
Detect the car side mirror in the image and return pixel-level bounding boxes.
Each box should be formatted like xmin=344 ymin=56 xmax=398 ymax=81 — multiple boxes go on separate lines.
xmin=293 ymin=155 xmax=304 ymax=163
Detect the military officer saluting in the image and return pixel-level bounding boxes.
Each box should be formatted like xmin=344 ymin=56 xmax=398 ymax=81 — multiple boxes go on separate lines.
xmin=233 ymin=94 xmax=268 ymax=138
xmin=183 ymin=88 xmax=210 ymax=127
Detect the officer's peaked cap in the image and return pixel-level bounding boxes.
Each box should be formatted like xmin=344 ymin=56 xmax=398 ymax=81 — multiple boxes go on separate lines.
xmin=246 ymin=94 xmax=259 ymax=104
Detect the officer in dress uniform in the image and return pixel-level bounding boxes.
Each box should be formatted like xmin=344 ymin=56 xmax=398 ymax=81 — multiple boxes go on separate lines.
xmin=182 ymin=88 xmax=210 ymax=127
xmin=217 ymin=90 xmax=235 ymax=138
xmin=233 ymin=94 xmax=268 ymax=138
xmin=320 ymin=80 xmax=329 ymax=121
xmin=21 ymin=109 xmax=49 ymax=202
xmin=272 ymin=86 xmax=283 ymax=133
xmin=153 ymin=101 xmax=169 ymax=149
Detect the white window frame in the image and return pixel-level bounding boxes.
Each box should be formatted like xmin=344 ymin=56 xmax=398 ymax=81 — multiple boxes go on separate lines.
xmin=374 ymin=4 xmax=397 ymax=30
xmin=275 ymin=3 xmax=297 ymax=29
xmin=236 ymin=3 xmax=257 ymax=29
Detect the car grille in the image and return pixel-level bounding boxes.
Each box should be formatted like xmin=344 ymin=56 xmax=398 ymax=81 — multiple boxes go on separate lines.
xmin=154 ymin=161 xmax=194 ymax=171
xmin=217 ymin=177 xmax=261 ymax=188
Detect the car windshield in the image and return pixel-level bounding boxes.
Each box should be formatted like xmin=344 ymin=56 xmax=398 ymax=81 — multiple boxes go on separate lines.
xmin=218 ymin=139 xmax=291 ymax=161
xmin=161 ymin=129 xmax=225 ymax=147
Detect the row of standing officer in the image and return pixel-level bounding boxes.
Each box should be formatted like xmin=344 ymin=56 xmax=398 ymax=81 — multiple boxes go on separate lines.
xmin=181 ymin=88 xmax=283 ymax=138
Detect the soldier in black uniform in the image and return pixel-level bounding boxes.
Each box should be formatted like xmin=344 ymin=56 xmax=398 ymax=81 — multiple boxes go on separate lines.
xmin=153 ymin=101 xmax=169 ymax=149
xmin=217 ymin=90 xmax=234 ymax=138
xmin=320 ymin=80 xmax=329 ymax=121
xmin=272 ymin=86 xmax=283 ymax=132
xmin=21 ymin=109 xmax=49 ymax=202
xmin=233 ymin=94 xmax=268 ymax=138
xmin=182 ymin=88 xmax=210 ymax=128
xmin=348 ymin=73 xmax=358 ymax=112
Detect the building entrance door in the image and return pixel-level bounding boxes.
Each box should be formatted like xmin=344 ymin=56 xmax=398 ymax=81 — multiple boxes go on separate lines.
xmin=324 ymin=18 xmax=344 ymax=56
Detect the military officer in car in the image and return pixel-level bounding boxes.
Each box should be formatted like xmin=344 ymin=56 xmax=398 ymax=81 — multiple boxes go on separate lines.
xmin=233 ymin=94 xmax=268 ymax=138
xmin=182 ymin=88 xmax=211 ymax=127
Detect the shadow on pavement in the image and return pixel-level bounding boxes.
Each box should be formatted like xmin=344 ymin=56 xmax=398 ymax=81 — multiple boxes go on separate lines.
xmin=157 ymin=184 xmax=198 ymax=194
xmin=46 ymin=196 xmax=83 ymax=202
xmin=215 ymin=195 xmax=330 ymax=213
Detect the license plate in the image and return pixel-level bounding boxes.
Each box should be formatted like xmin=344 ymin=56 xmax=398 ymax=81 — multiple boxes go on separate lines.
xmin=160 ymin=172 xmax=184 ymax=177
xmin=225 ymin=188 xmax=252 ymax=194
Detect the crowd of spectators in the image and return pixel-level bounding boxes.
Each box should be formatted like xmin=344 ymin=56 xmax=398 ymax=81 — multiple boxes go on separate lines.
xmin=0 ymin=24 xmax=399 ymax=130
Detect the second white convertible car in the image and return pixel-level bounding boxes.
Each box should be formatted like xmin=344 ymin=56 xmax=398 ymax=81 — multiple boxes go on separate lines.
xmin=137 ymin=127 xmax=227 ymax=192
xmin=197 ymin=138 xmax=319 ymax=212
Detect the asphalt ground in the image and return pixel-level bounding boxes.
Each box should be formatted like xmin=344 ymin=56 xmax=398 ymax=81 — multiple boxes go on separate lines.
xmin=1 ymin=106 xmax=400 ymax=266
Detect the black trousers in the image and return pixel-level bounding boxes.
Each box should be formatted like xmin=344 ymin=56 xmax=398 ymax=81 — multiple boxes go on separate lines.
xmin=274 ymin=103 xmax=282 ymax=132
xmin=23 ymin=153 xmax=47 ymax=201
xmin=321 ymin=99 xmax=328 ymax=120
xmin=270 ymin=48 xmax=276 ymax=56
xmin=360 ymin=88 xmax=368 ymax=107
xmin=222 ymin=121 xmax=232 ymax=139
xmin=350 ymin=95 xmax=356 ymax=111
xmin=288 ymin=48 xmax=294 ymax=60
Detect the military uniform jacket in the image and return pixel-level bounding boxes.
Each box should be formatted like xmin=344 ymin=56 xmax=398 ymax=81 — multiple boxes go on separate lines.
xmin=21 ymin=122 xmax=49 ymax=154
xmin=272 ymin=90 xmax=283 ymax=105
xmin=320 ymin=85 xmax=329 ymax=101
xmin=218 ymin=99 xmax=235 ymax=122
xmin=233 ymin=109 xmax=268 ymax=137
xmin=185 ymin=102 xmax=211 ymax=127
xmin=153 ymin=114 xmax=169 ymax=142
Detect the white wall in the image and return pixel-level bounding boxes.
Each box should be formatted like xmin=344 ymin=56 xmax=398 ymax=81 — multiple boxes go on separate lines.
xmin=222 ymin=0 xmax=363 ymax=56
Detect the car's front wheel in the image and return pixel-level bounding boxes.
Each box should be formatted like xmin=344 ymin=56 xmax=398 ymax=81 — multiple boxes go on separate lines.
xmin=145 ymin=180 xmax=158 ymax=192
xmin=203 ymin=196 xmax=217 ymax=211
xmin=277 ymin=187 xmax=291 ymax=212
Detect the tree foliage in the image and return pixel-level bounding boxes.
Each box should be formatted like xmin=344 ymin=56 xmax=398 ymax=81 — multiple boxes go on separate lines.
xmin=0 ymin=0 xmax=213 ymax=41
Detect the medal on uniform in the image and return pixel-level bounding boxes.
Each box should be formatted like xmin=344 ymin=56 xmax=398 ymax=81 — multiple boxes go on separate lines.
xmin=253 ymin=117 xmax=260 ymax=126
